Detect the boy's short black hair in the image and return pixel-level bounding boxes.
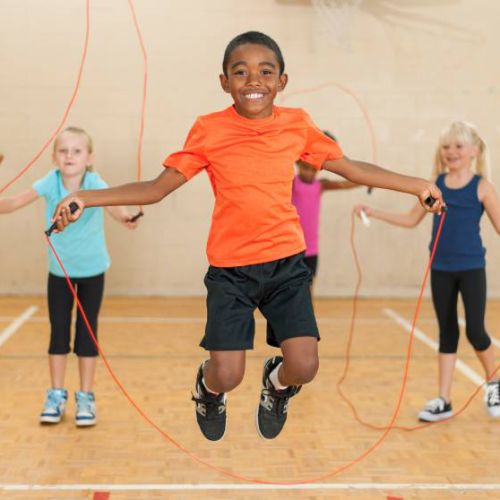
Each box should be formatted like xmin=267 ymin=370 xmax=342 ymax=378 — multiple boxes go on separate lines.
xmin=222 ymin=31 xmax=285 ymax=76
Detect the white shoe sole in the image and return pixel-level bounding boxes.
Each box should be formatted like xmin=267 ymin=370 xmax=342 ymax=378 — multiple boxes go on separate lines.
xmin=40 ymin=414 xmax=63 ymax=424
xmin=75 ymin=418 xmax=96 ymax=427
xmin=418 ymin=410 xmax=453 ymax=422
xmin=486 ymin=406 xmax=500 ymax=418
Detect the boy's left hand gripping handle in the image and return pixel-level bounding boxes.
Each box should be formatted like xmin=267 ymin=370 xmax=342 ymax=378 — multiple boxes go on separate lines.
xmin=45 ymin=201 xmax=80 ymax=236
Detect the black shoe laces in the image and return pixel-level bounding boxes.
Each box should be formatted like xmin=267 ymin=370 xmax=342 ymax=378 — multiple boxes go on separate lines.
xmin=192 ymin=393 xmax=225 ymax=419
xmin=262 ymin=385 xmax=301 ymax=416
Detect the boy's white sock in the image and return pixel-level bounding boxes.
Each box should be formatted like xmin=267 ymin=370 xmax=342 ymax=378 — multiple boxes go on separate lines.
xmin=201 ymin=376 xmax=220 ymax=395
xmin=199 ymin=360 xmax=220 ymax=395
xmin=269 ymin=362 xmax=288 ymax=390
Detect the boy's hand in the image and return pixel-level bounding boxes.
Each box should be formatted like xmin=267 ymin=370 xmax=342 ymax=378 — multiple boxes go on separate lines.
xmin=418 ymin=183 xmax=445 ymax=213
xmin=52 ymin=197 xmax=85 ymax=233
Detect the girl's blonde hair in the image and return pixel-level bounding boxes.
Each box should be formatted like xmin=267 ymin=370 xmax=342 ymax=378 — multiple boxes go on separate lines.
xmin=433 ymin=120 xmax=490 ymax=179
xmin=53 ymin=126 xmax=94 ymax=171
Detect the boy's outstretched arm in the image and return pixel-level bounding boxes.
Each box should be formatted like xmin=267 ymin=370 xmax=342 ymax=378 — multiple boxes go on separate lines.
xmin=53 ymin=167 xmax=187 ymax=231
xmin=323 ymin=157 xmax=445 ymax=212
xmin=320 ymin=179 xmax=360 ymax=191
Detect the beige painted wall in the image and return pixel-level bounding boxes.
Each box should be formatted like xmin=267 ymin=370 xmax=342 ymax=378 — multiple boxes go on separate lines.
xmin=0 ymin=0 xmax=498 ymax=296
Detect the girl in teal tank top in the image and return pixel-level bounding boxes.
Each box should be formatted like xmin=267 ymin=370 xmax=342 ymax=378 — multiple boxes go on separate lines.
xmin=355 ymin=121 xmax=500 ymax=422
xmin=0 ymin=127 xmax=140 ymax=427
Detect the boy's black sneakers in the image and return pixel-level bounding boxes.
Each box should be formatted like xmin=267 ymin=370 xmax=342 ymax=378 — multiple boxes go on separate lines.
xmin=191 ymin=362 xmax=227 ymax=441
xmin=256 ymin=356 xmax=301 ymax=439
xmin=418 ymin=396 xmax=453 ymax=422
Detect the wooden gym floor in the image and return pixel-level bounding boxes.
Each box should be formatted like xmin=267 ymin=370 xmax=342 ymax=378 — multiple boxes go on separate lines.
xmin=0 ymin=296 xmax=499 ymax=500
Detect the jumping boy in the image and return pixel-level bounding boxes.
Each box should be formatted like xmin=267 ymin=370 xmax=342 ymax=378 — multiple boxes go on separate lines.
xmin=53 ymin=31 xmax=444 ymax=441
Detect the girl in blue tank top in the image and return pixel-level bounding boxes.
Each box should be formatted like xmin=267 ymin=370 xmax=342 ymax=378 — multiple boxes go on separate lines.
xmin=356 ymin=121 xmax=500 ymax=422
xmin=0 ymin=127 xmax=140 ymax=427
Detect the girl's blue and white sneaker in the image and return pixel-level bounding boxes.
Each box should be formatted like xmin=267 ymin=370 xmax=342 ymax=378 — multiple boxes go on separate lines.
xmin=75 ymin=391 xmax=96 ymax=427
xmin=485 ymin=380 xmax=500 ymax=418
xmin=39 ymin=388 xmax=68 ymax=424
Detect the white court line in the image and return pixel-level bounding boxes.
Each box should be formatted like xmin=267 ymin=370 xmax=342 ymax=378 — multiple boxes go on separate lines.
xmin=0 ymin=306 xmax=38 ymax=348
xmin=0 ymin=315 xmax=394 ymax=325
xmin=458 ymin=317 xmax=500 ymax=349
xmin=1 ymin=482 xmax=499 ymax=492
xmin=383 ymin=308 xmax=484 ymax=386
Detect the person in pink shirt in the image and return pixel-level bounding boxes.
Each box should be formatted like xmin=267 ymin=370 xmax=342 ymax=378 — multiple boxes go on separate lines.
xmin=292 ymin=131 xmax=360 ymax=280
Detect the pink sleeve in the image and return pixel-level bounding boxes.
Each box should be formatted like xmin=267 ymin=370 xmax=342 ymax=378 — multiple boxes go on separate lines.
xmin=163 ymin=118 xmax=208 ymax=180
xmin=299 ymin=111 xmax=344 ymax=170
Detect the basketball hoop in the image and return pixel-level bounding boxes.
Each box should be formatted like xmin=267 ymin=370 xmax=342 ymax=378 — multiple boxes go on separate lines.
xmin=311 ymin=0 xmax=362 ymax=49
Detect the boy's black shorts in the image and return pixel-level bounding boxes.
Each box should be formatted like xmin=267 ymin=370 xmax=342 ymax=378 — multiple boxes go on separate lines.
xmin=303 ymin=255 xmax=318 ymax=277
xmin=201 ymin=252 xmax=319 ymax=350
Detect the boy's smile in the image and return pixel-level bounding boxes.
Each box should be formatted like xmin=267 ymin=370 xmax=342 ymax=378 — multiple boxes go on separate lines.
xmin=220 ymin=43 xmax=288 ymax=120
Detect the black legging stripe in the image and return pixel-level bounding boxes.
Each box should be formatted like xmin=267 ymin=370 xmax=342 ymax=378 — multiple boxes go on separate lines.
xmin=431 ymin=268 xmax=491 ymax=354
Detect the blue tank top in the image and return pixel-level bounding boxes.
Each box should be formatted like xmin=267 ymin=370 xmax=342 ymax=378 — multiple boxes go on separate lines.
xmin=430 ymin=174 xmax=485 ymax=271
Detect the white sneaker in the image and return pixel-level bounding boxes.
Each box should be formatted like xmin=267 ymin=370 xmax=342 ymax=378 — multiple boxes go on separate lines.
xmin=485 ymin=380 xmax=500 ymax=418
xmin=418 ymin=397 xmax=453 ymax=422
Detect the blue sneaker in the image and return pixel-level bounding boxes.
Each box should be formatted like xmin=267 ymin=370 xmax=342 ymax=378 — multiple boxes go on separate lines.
xmin=75 ymin=391 xmax=96 ymax=427
xmin=39 ymin=388 xmax=68 ymax=424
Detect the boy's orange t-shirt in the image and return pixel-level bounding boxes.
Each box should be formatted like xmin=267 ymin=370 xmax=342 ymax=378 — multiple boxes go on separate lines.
xmin=164 ymin=105 xmax=344 ymax=267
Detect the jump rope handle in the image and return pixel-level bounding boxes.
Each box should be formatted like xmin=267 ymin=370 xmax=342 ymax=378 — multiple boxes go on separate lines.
xmin=359 ymin=208 xmax=371 ymax=227
xmin=45 ymin=201 xmax=80 ymax=237
xmin=424 ymin=195 xmax=436 ymax=207
xmin=129 ymin=210 xmax=144 ymax=223
xmin=424 ymin=196 xmax=448 ymax=213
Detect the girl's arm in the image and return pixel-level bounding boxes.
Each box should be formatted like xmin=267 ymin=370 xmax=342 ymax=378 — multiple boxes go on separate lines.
xmin=0 ymin=188 xmax=39 ymax=214
xmin=105 ymin=206 xmax=141 ymax=229
xmin=320 ymin=179 xmax=360 ymax=192
xmin=323 ymin=157 xmax=444 ymax=211
xmin=354 ymin=202 xmax=427 ymax=228
xmin=53 ymin=167 xmax=186 ymax=231
xmin=479 ymin=178 xmax=500 ymax=235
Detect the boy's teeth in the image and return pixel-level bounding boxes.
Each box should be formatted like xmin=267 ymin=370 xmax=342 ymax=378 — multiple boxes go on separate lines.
xmin=246 ymin=93 xmax=264 ymax=99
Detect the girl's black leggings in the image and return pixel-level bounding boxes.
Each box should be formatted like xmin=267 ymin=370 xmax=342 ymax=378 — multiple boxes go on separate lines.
xmin=47 ymin=273 xmax=105 ymax=357
xmin=431 ymin=268 xmax=491 ymax=354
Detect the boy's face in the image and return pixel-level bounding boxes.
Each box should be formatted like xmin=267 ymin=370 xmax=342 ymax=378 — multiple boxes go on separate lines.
xmin=220 ymin=43 xmax=288 ymax=120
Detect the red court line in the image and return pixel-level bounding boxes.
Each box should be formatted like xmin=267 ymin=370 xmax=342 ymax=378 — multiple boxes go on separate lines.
xmin=93 ymin=492 xmax=110 ymax=500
